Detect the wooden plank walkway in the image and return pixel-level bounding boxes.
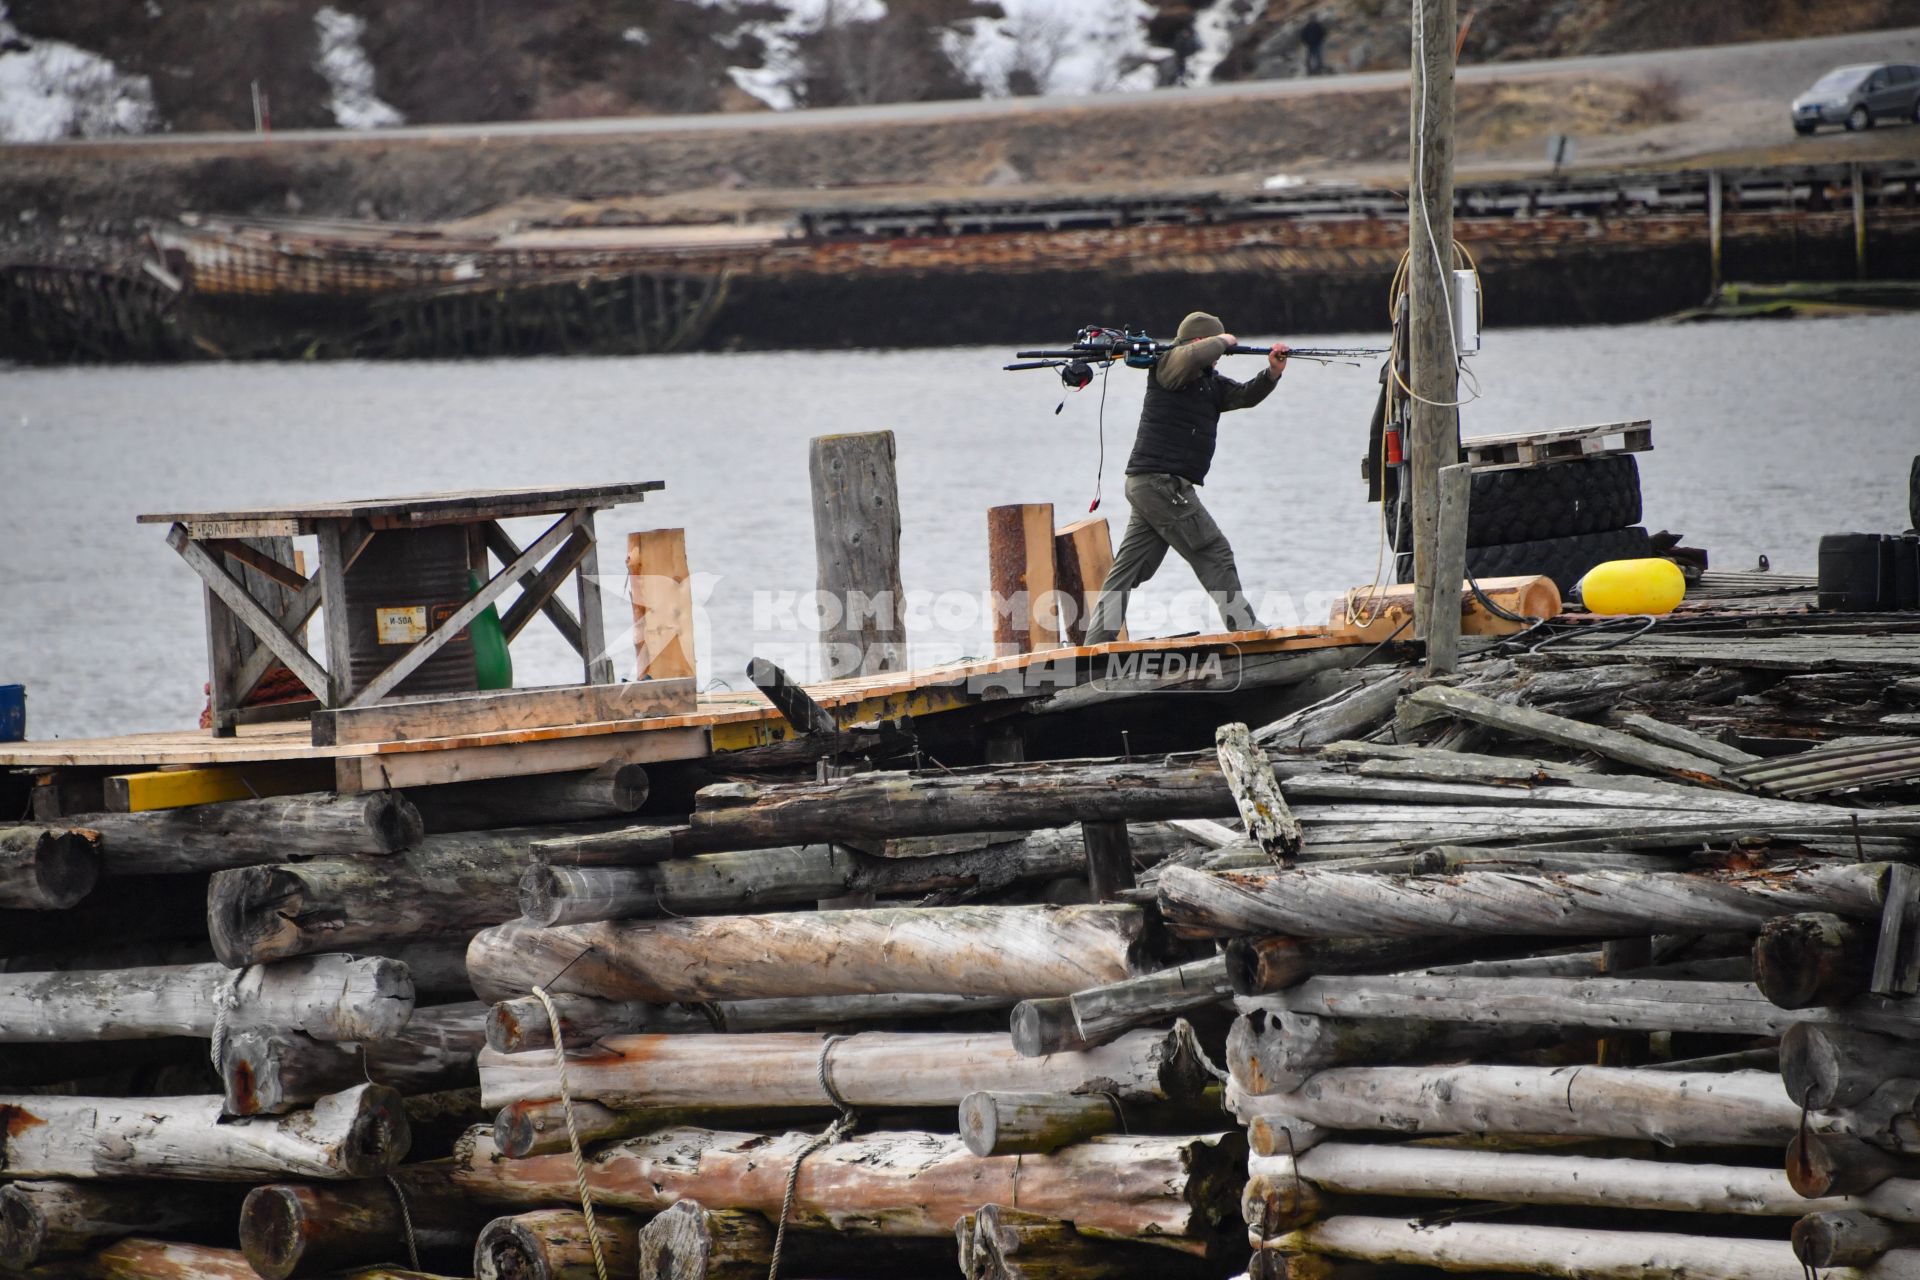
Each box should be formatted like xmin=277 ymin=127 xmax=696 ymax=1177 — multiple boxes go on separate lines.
xmin=0 ymin=620 xmax=1385 ymax=779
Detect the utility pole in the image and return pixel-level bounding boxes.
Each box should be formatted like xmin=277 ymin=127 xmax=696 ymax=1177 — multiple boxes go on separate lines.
xmin=1407 ymin=0 xmax=1460 ymax=664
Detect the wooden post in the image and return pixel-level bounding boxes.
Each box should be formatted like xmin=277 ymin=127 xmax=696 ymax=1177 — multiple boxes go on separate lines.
xmin=987 ymin=503 xmax=1061 ymax=654
xmin=1708 ymin=169 xmax=1724 ymax=295
xmin=1426 ymin=461 xmax=1471 ymax=675
xmin=573 ymin=520 xmax=615 ymax=685
xmin=627 ymin=528 xmax=697 ymax=686
xmin=1406 ymin=0 xmax=1459 ymax=644
xmin=1854 ymin=162 xmax=1868 ymax=279
xmin=1053 ymin=516 xmax=1118 ymax=645
xmin=809 ymin=432 xmax=907 ymax=678
xmin=1599 ymin=936 xmax=1654 ymax=1067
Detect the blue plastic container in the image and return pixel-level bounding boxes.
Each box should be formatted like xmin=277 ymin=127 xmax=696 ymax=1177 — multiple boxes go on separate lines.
xmin=0 ymin=685 xmax=23 ymax=743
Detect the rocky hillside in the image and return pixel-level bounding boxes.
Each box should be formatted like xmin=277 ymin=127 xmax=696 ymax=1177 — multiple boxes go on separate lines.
xmin=3 ymin=0 xmax=1918 ymax=141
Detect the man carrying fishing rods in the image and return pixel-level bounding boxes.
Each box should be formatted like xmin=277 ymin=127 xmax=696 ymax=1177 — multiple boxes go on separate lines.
xmin=1083 ymin=310 xmax=1290 ymax=643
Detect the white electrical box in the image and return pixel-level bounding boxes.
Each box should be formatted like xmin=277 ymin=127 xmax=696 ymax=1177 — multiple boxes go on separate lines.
xmin=1452 ymin=267 xmax=1481 ymax=355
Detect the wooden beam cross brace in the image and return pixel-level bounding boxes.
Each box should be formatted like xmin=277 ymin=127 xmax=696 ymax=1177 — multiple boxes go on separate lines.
xmin=166 ymin=524 xmax=332 ymax=703
xmin=483 ymin=521 xmax=586 ymax=655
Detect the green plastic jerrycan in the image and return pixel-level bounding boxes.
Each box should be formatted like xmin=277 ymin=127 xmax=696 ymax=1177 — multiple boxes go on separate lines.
xmin=468 ymin=570 xmax=514 ymax=690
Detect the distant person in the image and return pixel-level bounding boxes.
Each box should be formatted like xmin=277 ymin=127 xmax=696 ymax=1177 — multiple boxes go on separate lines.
xmin=1301 ymin=14 xmax=1327 ymax=76
xmin=1084 ymin=312 xmax=1291 ymax=643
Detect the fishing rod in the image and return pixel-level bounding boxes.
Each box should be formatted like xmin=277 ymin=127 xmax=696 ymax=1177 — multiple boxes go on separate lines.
xmin=1005 ymin=325 xmax=1388 ymax=387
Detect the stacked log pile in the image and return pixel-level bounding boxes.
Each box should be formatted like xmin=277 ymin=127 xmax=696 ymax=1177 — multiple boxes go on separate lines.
xmin=5 ymin=607 xmax=1920 ymax=1278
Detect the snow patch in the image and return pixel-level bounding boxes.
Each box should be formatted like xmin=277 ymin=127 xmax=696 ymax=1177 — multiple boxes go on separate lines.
xmin=313 ymin=5 xmax=402 ymax=130
xmin=947 ymin=0 xmax=1162 ymax=98
xmin=0 ymin=3 xmax=160 ymax=141
xmin=1184 ymin=0 xmax=1253 ymax=86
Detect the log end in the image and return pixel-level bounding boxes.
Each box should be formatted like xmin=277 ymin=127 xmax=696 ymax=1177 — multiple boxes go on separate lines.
xmin=957 ymin=1092 xmax=1000 ymax=1158
xmin=605 ymin=764 xmax=651 ymax=813
xmin=1009 ymin=998 xmax=1083 ymax=1058
xmin=7 ymin=829 xmax=100 ymax=911
xmin=493 ymin=1099 xmax=558 ymax=1161
xmin=207 ymin=865 xmax=298 ymax=968
xmin=367 ymin=792 xmax=426 ymax=853
xmin=326 ymin=1083 xmax=413 ymax=1179
xmin=1754 ymin=913 xmax=1871 ymax=1010
xmin=1225 ymin=937 xmax=1308 ymax=998
xmin=0 ymin=1183 xmax=49 ymax=1272
xmin=516 ymin=865 xmax=567 ymax=930
xmin=238 ymin=1185 xmax=311 ymax=1280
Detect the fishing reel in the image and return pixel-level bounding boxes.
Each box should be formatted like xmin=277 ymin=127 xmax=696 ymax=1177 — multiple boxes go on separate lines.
xmin=1057 ymin=359 xmax=1094 ymax=390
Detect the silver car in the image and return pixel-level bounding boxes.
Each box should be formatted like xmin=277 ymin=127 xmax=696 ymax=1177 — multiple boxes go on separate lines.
xmin=1792 ymin=63 xmax=1920 ymax=134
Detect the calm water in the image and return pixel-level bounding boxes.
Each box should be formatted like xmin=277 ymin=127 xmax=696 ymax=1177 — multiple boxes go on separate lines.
xmin=2 ymin=314 xmax=1914 ymax=741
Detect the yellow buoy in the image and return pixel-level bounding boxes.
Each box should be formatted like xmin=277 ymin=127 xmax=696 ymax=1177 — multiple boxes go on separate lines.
xmin=1578 ymin=557 xmax=1686 ymax=616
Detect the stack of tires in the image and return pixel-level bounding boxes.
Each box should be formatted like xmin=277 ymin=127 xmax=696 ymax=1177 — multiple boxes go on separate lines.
xmin=1391 ymin=454 xmax=1650 ymax=597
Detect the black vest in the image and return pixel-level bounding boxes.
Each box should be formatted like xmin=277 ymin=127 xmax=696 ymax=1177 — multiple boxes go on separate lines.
xmin=1126 ymin=363 xmax=1223 ymax=484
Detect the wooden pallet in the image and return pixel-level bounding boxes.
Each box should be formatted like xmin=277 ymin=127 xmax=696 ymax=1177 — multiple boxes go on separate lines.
xmin=1462 ymin=420 xmax=1654 ymax=471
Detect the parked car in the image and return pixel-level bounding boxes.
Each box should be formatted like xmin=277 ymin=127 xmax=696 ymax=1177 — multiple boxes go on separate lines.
xmin=1792 ymin=63 xmax=1920 ymax=134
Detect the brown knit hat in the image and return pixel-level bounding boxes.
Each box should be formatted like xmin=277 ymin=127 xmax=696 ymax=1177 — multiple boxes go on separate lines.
xmin=1175 ymin=311 xmax=1225 ymax=342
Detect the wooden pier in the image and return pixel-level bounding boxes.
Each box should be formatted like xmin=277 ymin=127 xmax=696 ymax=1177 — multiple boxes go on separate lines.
xmin=5 ymin=407 xmax=1920 ymax=1280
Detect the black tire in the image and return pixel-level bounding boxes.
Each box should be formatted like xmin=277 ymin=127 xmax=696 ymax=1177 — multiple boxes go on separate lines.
xmin=1848 ymin=104 xmax=1872 ymax=132
xmin=1794 ymin=121 xmax=1817 ymax=136
xmin=1912 ymin=95 xmax=1920 ymax=125
xmin=1391 ymin=455 xmax=1643 ymax=551
xmin=1910 ymin=454 xmax=1919 ymax=531
xmin=1394 ymin=526 xmax=1655 ymax=598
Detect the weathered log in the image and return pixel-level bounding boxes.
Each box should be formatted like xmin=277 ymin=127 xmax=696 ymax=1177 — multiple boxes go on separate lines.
xmin=478 ymin=1024 xmax=1209 ymax=1111
xmin=1244 ymin=974 xmax=1920 ymax=1039
xmin=631 ymin=1200 xmax=954 ymax=1280
xmin=77 ymin=792 xmax=424 ymax=875
xmin=970 ymin=1202 xmax=1215 ymax=1279
xmin=492 ymin=1099 xmax=652 ymax=1159
xmin=1270 ymin=1065 xmax=1799 ymax=1147
xmin=683 ymin=758 xmax=1244 ymax=851
xmin=1404 ymin=682 xmax=1731 ymax=780
xmin=472 ymin=1209 xmax=642 ymax=1280
xmin=238 ymin=1162 xmax=500 ymax=1280
xmin=1216 ymin=722 xmax=1301 ymax=861
xmin=517 ymin=832 xmax=1103 ymax=928
xmin=1255 ymin=1142 xmax=1885 ymax=1220
xmin=1157 ymin=861 xmax=1887 ymax=939
xmin=634 ymin=1202 xmax=770 ymax=1280
xmin=1254 ymin=670 xmax=1413 ymax=749
xmin=1784 ymin=1023 xmax=1920 ymax=1110
xmin=1226 ymin=1008 xmax=1559 ymax=1095
xmin=1790 ymin=1132 xmax=1917 ymax=1198
xmin=1756 ymin=912 xmax=1877 ymax=1009
xmin=17 ymin=1235 xmax=456 ymax=1279
xmin=1009 ymin=958 xmax=1230 ymax=1055
xmin=486 ymin=993 xmax=711 ymax=1053
xmin=1223 ymin=935 xmax=1536 ymax=996
xmin=0 ymin=955 xmax=415 ymax=1044
xmin=409 ymin=763 xmax=650 ymax=834
xmin=0 ymin=1085 xmax=409 ymax=1180
xmin=464 ymin=905 xmax=1149 ymax=1004
xmin=451 ymin=1126 xmax=1245 ymax=1248
xmin=1241 ymin=1163 xmax=1333 ymax=1237
xmin=1257 ymin=1216 xmax=1916 ymax=1280
xmin=0 ymin=826 xmax=99 ymax=910
xmin=206 ymin=826 xmax=588 ymax=966
xmin=959 ymin=1093 xmax=1118 ymax=1156
xmin=1797 ymin=1212 xmax=1920 ymax=1268
xmin=224 ymin=1002 xmax=488 ymax=1115
xmin=485 ymin=990 xmax=1010 ymax=1054
xmin=0 ymin=1180 xmax=244 ymax=1270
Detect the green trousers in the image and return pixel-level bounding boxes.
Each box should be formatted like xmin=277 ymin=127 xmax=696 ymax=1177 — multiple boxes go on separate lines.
xmin=1085 ymin=472 xmax=1258 ymax=643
